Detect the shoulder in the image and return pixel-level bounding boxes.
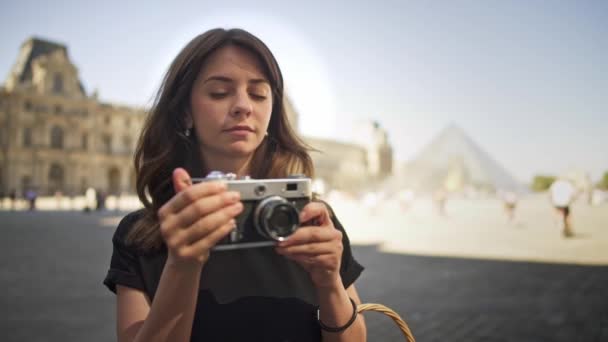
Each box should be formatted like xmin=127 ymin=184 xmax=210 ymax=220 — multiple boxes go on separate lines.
xmin=112 ymin=209 xmax=147 ymax=245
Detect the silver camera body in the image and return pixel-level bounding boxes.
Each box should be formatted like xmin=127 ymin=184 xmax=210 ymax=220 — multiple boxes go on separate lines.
xmin=192 ymin=171 xmax=312 ymax=251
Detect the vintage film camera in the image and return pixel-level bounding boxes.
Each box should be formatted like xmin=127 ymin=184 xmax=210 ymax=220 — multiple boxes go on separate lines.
xmin=191 ymin=171 xmax=312 ymax=251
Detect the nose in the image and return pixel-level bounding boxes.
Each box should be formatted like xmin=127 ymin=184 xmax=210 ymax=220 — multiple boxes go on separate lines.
xmin=230 ymin=90 xmax=253 ymax=118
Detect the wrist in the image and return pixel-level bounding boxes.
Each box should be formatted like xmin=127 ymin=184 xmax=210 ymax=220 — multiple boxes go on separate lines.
xmin=315 ymin=277 xmax=351 ymax=323
xmin=314 ymin=275 xmax=343 ymax=292
xmin=166 ymin=253 xmax=206 ymax=273
xmin=317 ymin=297 xmax=358 ymax=333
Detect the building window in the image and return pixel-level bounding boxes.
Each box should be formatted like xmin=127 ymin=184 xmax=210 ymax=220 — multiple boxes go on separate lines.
xmin=24 ymin=100 xmax=32 ymax=111
xmin=50 ymin=126 xmax=64 ymax=149
xmin=102 ymin=135 xmax=112 ymax=154
xmin=122 ymin=136 xmax=132 ymax=152
xmin=81 ymin=134 xmax=88 ymax=150
xmin=36 ymin=105 xmax=48 ymax=113
xmin=105 ymin=116 xmax=111 ymax=125
xmin=108 ymin=167 xmax=121 ymax=195
xmin=21 ymin=176 xmax=32 ymax=194
xmin=80 ymin=178 xmax=88 ymax=194
xmin=53 ymin=73 xmax=64 ymax=94
xmin=23 ymin=127 xmax=32 ymax=147
xmin=129 ymin=170 xmax=136 ymax=192
xmin=48 ymin=163 xmax=65 ymax=194
xmin=54 ymin=105 xmax=62 ymax=114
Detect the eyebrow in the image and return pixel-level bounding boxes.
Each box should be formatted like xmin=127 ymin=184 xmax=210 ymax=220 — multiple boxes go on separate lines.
xmin=202 ymin=75 xmax=269 ymax=85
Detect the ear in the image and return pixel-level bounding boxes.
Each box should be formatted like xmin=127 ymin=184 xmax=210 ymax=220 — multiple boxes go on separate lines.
xmin=184 ymin=112 xmax=193 ymax=129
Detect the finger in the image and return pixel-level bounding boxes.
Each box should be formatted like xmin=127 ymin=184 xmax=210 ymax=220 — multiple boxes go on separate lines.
xmin=282 ymin=253 xmax=316 ymax=265
xmin=184 ymin=218 xmax=238 ymax=256
xmin=276 ymin=241 xmax=341 ymax=256
xmin=183 ymin=201 xmax=243 ymax=245
xmin=162 ymin=223 xmax=191 ymax=251
xmin=158 ymin=180 xmax=227 ymax=220
xmin=161 ymin=198 xmax=241 ymax=248
xmin=300 ymin=201 xmax=331 ymax=225
xmin=172 ymin=190 xmax=240 ymax=229
xmin=286 ymin=253 xmax=339 ymax=268
xmin=278 ymin=226 xmax=341 ymax=247
xmin=172 ymin=168 xmax=192 ymax=193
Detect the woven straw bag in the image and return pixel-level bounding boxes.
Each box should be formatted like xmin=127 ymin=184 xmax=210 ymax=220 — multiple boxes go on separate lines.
xmin=357 ymin=303 xmax=416 ymax=341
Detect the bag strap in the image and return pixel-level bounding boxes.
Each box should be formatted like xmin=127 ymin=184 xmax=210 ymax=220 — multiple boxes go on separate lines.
xmin=357 ymin=303 xmax=416 ymax=342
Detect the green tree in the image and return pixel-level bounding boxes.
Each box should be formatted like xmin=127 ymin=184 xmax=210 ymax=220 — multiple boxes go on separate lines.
xmin=598 ymin=171 xmax=608 ymax=190
xmin=531 ymin=175 xmax=556 ymax=192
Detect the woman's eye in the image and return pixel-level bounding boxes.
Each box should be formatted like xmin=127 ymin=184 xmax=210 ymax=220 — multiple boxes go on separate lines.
xmin=210 ymin=92 xmax=228 ymax=99
xmin=250 ymin=94 xmax=267 ymax=101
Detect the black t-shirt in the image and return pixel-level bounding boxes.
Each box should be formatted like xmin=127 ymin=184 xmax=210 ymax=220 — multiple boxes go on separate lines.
xmin=103 ymin=207 xmax=364 ymax=342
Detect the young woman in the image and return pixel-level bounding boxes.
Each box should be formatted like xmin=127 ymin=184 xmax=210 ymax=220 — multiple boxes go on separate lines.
xmin=103 ymin=28 xmax=366 ymax=341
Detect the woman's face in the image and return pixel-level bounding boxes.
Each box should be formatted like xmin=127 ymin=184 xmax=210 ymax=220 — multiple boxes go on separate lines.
xmin=189 ymin=45 xmax=273 ymax=162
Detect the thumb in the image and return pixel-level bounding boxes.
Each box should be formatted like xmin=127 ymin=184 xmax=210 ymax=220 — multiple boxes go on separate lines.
xmin=172 ymin=168 xmax=192 ymax=193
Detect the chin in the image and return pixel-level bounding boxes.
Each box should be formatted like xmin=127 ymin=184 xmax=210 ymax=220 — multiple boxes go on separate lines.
xmin=225 ymin=144 xmax=258 ymax=157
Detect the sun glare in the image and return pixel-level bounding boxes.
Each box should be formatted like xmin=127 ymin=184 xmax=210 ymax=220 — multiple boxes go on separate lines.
xmin=153 ymin=11 xmax=338 ymax=140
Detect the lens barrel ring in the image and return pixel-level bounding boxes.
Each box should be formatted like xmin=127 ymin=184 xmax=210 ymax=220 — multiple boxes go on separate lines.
xmin=253 ymin=195 xmax=300 ymax=241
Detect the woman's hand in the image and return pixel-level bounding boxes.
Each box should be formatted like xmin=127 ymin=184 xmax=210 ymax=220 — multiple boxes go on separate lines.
xmin=276 ymin=202 xmax=344 ymax=289
xmin=157 ymin=168 xmax=243 ymax=267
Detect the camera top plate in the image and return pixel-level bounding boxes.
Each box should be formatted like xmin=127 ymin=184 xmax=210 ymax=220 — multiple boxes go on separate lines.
xmin=191 ymin=173 xmax=311 ymax=201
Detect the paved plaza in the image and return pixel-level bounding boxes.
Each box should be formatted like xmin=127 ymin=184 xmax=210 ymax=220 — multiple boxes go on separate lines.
xmin=0 ymin=194 xmax=607 ymax=341
xmin=332 ymin=193 xmax=608 ymax=265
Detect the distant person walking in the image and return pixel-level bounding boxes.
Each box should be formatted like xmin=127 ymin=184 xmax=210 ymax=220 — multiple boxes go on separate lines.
xmin=84 ymin=187 xmax=97 ymax=212
xmin=501 ymin=191 xmax=518 ymax=223
xmin=9 ymin=189 xmax=17 ymax=210
xmin=54 ymin=191 xmax=63 ymax=210
xmin=433 ymin=189 xmax=448 ymax=217
xmin=549 ymin=179 xmax=576 ymax=238
xmin=24 ymin=188 xmax=37 ymax=211
xmin=95 ymin=189 xmax=106 ymax=211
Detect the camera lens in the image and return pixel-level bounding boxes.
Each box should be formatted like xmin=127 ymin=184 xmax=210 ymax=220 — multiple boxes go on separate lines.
xmin=254 ymin=196 xmax=300 ymax=241
xmin=268 ymin=204 xmax=298 ymax=236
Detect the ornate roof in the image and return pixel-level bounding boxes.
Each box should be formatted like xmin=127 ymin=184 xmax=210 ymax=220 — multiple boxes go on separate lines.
xmin=5 ymin=37 xmax=86 ymax=95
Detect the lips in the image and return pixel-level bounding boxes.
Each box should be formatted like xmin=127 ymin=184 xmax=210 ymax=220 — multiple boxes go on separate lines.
xmin=224 ymin=125 xmax=254 ymax=132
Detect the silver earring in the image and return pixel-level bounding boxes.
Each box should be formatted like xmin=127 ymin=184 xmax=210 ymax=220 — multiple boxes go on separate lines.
xmin=185 ymin=128 xmax=191 ymax=137
xmin=265 ymin=131 xmax=269 ymax=137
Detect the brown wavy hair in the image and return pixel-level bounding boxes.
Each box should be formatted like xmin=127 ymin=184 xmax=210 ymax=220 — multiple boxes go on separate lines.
xmin=127 ymin=28 xmax=314 ymax=251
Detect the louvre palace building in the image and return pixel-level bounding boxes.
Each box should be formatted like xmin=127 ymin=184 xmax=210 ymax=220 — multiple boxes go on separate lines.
xmin=0 ymin=37 xmax=392 ymax=197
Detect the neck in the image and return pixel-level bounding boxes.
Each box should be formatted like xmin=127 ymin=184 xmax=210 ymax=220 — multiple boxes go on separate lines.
xmin=200 ymin=151 xmax=253 ymax=178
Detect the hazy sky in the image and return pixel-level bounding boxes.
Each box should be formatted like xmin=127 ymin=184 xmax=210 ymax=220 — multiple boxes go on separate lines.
xmin=1 ymin=0 xmax=606 ymax=182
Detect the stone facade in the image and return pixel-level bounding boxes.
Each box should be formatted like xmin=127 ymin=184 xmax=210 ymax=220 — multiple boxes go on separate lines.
xmin=0 ymin=38 xmax=145 ymax=196
xmin=0 ymin=37 xmax=392 ymax=196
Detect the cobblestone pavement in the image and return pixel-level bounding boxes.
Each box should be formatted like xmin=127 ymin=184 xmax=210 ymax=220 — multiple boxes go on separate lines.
xmin=1 ymin=211 xmax=607 ymax=341
xmin=354 ymin=244 xmax=608 ymax=341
